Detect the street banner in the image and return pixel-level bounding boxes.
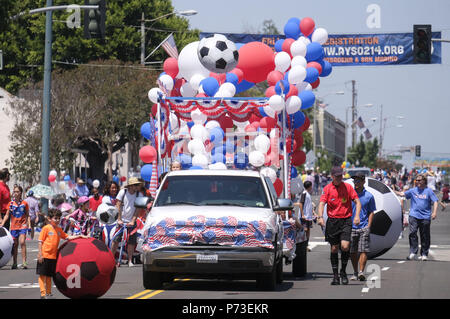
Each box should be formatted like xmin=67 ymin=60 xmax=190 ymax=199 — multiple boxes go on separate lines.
xmin=200 ymin=32 xmax=442 ymax=66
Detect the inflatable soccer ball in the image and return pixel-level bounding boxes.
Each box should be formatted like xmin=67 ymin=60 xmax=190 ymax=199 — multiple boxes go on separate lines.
xmin=96 ymin=203 xmax=118 ymax=225
xmin=54 ymin=238 xmax=116 ymax=299
xmin=197 ymin=34 xmax=239 ymax=73
xmin=0 ymin=227 xmax=14 ymax=268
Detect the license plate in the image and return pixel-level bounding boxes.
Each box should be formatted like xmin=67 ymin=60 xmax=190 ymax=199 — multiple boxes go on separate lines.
xmin=196 ymin=254 xmax=218 ymax=263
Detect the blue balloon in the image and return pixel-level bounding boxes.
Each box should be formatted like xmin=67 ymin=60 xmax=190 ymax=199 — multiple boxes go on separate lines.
xmin=140 ymin=122 xmax=152 ymax=140
xmin=320 ymin=60 xmax=333 ymax=77
xmin=274 ymin=39 xmax=284 ymax=52
xmin=287 ymin=17 xmax=301 ymax=25
xmin=178 ymin=154 xmax=192 ymax=169
xmin=305 ymin=42 xmax=324 ymax=61
xmin=186 ymin=121 xmax=194 ymax=129
xmin=258 ymin=106 xmax=268 ymax=118
xmin=141 ymin=164 xmax=153 ymax=182
xmin=284 ymin=21 xmax=301 ymax=39
xmin=291 ymin=166 xmax=298 ymax=178
xmin=211 ymin=152 xmax=225 ymax=164
xmin=226 ymin=73 xmax=239 ymax=86
xmin=289 ymin=111 xmax=306 ymax=129
xmin=234 ymin=153 xmax=248 ymax=169
xmin=304 ymin=67 xmax=319 ymax=83
xmin=63 ymin=175 xmax=71 ymax=182
xmin=299 ymin=91 xmax=316 ymax=109
xmin=189 ymin=166 xmax=203 ymax=170
xmin=442 ymin=170 xmax=446 ymax=175
xmin=210 ymin=127 xmax=225 ymax=143
xmin=200 ymin=77 xmax=220 ymax=96
xmin=235 ymin=79 xmax=255 ymax=94
xmin=211 ymin=146 xmax=226 ymax=156
xmin=112 ymin=175 xmax=119 ymax=183
xmin=275 ymin=79 xmax=290 ymax=95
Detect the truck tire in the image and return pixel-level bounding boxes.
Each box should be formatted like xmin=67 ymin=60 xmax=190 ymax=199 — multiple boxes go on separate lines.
xmin=292 ymin=241 xmax=307 ymax=277
xmin=143 ymin=268 xmax=164 ymax=289
xmin=256 ymin=252 xmax=278 ymax=291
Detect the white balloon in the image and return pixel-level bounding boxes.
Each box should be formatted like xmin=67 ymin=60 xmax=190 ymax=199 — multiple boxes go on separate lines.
xmin=268 ymin=94 xmax=285 ymax=112
xmin=191 ymin=108 xmax=207 ymax=125
xmin=263 ymin=106 xmax=276 ymax=118
xmin=92 ymin=179 xmax=100 ymax=188
xmin=205 ymin=120 xmax=221 ymax=130
xmin=192 ymin=154 xmax=209 ymax=168
xmin=287 ymin=65 xmax=307 ymax=85
xmin=208 ymin=162 xmax=227 ymax=170
xmin=249 ymin=150 xmax=265 ymax=167
xmin=189 ymin=73 xmax=206 ymax=90
xmin=180 ymin=82 xmax=196 ymax=97
xmin=296 ymin=81 xmax=312 ymax=92
xmin=218 ymin=82 xmax=236 ymax=97
xmin=298 ymin=36 xmax=311 ymax=46
xmin=148 ymin=87 xmax=162 ymax=103
xmin=286 ymin=95 xmax=302 ymax=114
xmin=190 ymin=124 xmax=209 ymax=142
xmin=274 ymin=51 xmax=291 ymax=73
xmin=260 ymin=167 xmax=277 ymax=183
xmin=254 ymin=134 xmax=270 ymax=153
xmin=169 ymin=112 xmax=180 ymax=134
xmin=291 ymin=55 xmax=307 ymax=68
xmin=311 ymin=28 xmax=329 ymax=45
xmin=290 ymin=40 xmax=307 ymax=57
xmin=188 ymin=138 xmax=206 ymax=155
xmin=49 ymin=170 xmax=58 ymax=177
xmin=177 ymin=41 xmax=210 ymax=80
xmin=158 ymin=74 xmax=174 ymax=91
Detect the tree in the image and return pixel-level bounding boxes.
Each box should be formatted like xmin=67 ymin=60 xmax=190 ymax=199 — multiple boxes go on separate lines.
xmin=261 ymin=19 xmax=280 ymax=35
xmin=347 ymin=135 xmax=380 ymax=168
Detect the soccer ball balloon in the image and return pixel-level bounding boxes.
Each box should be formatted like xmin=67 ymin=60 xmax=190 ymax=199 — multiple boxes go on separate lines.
xmin=96 ymin=203 xmax=118 ymax=225
xmin=197 ymin=34 xmax=239 ymax=73
xmin=0 ymin=227 xmax=14 ymax=268
xmin=323 ymin=178 xmax=402 ymax=259
xmin=54 ymin=238 xmax=116 ymax=299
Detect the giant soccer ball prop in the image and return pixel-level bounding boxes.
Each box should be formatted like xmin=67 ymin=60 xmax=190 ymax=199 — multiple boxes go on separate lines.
xmin=96 ymin=203 xmax=118 ymax=225
xmin=0 ymin=227 xmax=14 ymax=268
xmin=324 ymin=178 xmax=402 ymax=259
xmin=197 ymin=34 xmax=239 ymax=73
xmin=54 ymin=238 xmax=116 ymax=299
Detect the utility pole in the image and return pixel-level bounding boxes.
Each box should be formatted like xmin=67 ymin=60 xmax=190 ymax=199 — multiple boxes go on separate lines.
xmin=140 ymin=12 xmax=145 ymax=65
xmin=378 ymin=104 xmax=383 ymax=157
xmin=351 ymin=80 xmax=357 ymax=148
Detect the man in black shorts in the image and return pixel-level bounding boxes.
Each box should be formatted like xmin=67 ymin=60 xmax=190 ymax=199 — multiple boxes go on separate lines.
xmin=318 ymin=167 xmax=361 ymax=285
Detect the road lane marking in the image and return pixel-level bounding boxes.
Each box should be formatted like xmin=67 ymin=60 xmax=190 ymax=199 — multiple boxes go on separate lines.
xmin=127 ymin=289 xmax=153 ymax=299
xmin=139 ymin=290 xmax=164 ymax=299
xmin=382 ymin=267 xmax=390 ymax=271
xmin=397 ymin=261 xmax=405 ymax=264
xmin=361 ymin=287 xmax=370 ymax=293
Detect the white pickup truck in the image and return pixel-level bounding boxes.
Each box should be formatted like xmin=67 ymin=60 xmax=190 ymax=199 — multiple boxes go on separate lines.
xmin=140 ymin=169 xmax=302 ymax=291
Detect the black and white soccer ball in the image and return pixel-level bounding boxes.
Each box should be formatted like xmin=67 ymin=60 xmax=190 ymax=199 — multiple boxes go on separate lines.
xmin=323 ymin=178 xmax=402 ymax=259
xmin=0 ymin=227 xmax=14 ymax=268
xmin=197 ymin=34 xmax=239 ymax=73
xmin=96 ymin=203 xmax=118 ymax=225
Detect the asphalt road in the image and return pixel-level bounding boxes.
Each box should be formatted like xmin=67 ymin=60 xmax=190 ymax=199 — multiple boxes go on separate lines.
xmin=1 ymin=199 xmax=450 ymax=301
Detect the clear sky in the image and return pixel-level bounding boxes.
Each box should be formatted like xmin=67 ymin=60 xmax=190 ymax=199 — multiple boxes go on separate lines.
xmin=171 ymin=0 xmax=450 ymax=167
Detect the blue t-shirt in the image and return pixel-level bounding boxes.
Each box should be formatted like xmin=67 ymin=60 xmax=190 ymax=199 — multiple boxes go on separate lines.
xmin=405 ymin=187 xmax=438 ymax=220
xmin=352 ymin=188 xmax=376 ymax=229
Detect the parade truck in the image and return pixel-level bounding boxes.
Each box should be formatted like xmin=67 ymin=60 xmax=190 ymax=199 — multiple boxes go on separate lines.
xmin=139 ymin=169 xmax=307 ymax=291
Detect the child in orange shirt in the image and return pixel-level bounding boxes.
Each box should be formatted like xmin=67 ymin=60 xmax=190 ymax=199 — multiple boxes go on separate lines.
xmin=37 ymin=208 xmax=88 ymax=299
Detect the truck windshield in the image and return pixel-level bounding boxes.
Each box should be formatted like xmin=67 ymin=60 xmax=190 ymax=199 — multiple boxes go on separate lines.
xmin=154 ymin=175 xmax=270 ymax=208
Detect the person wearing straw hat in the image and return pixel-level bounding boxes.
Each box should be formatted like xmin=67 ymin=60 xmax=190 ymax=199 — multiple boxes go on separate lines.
xmin=110 ymin=177 xmax=144 ymax=267
xmin=73 ymin=178 xmax=89 ymax=203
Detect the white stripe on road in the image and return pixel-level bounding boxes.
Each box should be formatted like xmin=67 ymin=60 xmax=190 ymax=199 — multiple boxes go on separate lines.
xmin=362 ymin=287 xmax=370 ymax=293
xmin=397 ymin=261 xmax=406 ymax=264
xmin=382 ymin=267 xmax=390 ymax=271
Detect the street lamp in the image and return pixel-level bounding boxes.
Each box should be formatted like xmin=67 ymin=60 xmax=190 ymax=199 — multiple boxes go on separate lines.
xmin=140 ymin=9 xmax=198 ymax=65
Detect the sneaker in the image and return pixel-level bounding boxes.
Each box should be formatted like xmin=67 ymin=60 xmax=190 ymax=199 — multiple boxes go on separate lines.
xmin=358 ymin=271 xmax=366 ymax=281
xmin=11 ymin=264 xmax=17 ymax=269
xmin=406 ymin=253 xmax=416 ymax=260
xmin=340 ymin=271 xmax=349 ymax=285
xmin=46 ymin=293 xmax=54 ymax=299
xmin=21 ymin=262 xmax=28 ymax=269
xmin=128 ymin=261 xmax=135 ymax=268
xmin=40 ymin=295 xmax=46 ymax=299
xmin=419 ymin=255 xmax=428 ymax=261
xmin=350 ymin=273 xmax=358 ymax=281
xmin=331 ymin=275 xmax=340 ymax=285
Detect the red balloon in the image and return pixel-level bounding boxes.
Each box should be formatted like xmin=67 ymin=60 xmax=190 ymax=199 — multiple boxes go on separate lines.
xmin=266 ymin=70 xmax=284 ymax=86
xmin=210 ymin=72 xmax=227 ymax=84
xmin=282 ymin=38 xmax=295 ymax=56
xmin=285 ymin=85 xmax=299 ymax=99
xmin=163 ymin=57 xmax=179 ymax=78
xmin=259 ymin=117 xmax=277 ymax=131
xmin=291 ymin=150 xmax=306 ymax=166
xmin=196 ymin=93 xmax=207 ymax=97
xmin=151 ymin=104 xmax=158 ymax=117
xmin=307 ymin=61 xmax=322 ymax=75
xmin=300 ymin=116 xmax=310 ymax=131
xmin=244 ymin=124 xmax=256 ymax=133
xmin=237 ymin=42 xmax=275 ymax=83
xmin=273 ymin=178 xmax=283 ymax=197
xmin=300 ymin=17 xmax=315 ymax=37
xmin=120 ymin=176 xmax=127 ymax=182
xmin=251 ymin=121 xmax=261 ymax=129
xmin=265 ymin=86 xmax=276 ymax=98
xmin=294 ymin=130 xmax=304 ymax=147
xmin=48 ymin=175 xmax=56 ymax=183
xmin=218 ymin=115 xmax=234 ymax=131
xmin=139 ymin=145 xmax=157 ymax=163
xmin=311 ymin=78 xmax=320 ymax=89
xmin=249 ymin=113 xmax=262 ymax=123
xmin=230 ymin=68 xmax=244 ymax=83
xmin=286 ymin=138 xmax=297 ymax=152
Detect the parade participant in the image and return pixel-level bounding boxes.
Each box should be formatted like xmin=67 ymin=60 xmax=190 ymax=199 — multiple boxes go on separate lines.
xmin=4 ymin=186 xmax=30 ymax=269
xmin=65 ymin=196 xmax=90 ymax=235
xmin=89 ymin=187 xmax=103 ymax=213
xmin=102 ymin=181 xmax=119 ymax=206
xmin=73 ymin=178 xmax=89 ymax=202
xmin=318 ymin=166 xmax=361 ymax=285
xmin=397 ymin=174 xmax=438 ymax=261
xmin=37 ymin=208 xmax=87 ymax=299
xmin=296 ymin=181 xmax=315 ymax=247
xmin=441 ymin=183 xmax=449 ymax=208
xmin=170 ymin=160 xmax=182 ymax=171
xmin=349 ymin=172 xmax=376 ymax=281
xmin=24 ymin=190 xmax=40 ymax=240
xmin=0 ymin=168 xmax=11 ymax=230
xmin=111 ymin=177 xmax=144 ymax=267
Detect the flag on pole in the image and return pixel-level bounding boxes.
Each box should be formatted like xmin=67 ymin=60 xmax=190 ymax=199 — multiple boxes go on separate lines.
xmin=364 ymin=128 xmax=372 ymax=140
xmin=161 ymin=33 xmax=179 ymax=59
xmin=149 ymin=159 xmax=158 ymax=198
xmin=356 ymin=116 xmax=365 ymax=128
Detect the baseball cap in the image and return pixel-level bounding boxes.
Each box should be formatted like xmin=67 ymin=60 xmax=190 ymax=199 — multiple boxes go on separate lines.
xmin=331 ymin=166 xmax=343 ymax=176
xmin=351 ymin=172 xmax=366 ymax=180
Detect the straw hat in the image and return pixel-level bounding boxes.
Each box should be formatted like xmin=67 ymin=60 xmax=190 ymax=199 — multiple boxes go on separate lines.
xmin=76 ymin=178 xmax=85 ymax=184
xmin=125 ymin=177 xmax=143 ymax=187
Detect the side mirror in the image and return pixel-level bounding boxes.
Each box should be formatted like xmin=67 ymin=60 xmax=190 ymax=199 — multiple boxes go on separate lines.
xmin=134 ymin=196 xmax=153 ymax=209
xmin=273 ymin=198 xmax=294 ymax=211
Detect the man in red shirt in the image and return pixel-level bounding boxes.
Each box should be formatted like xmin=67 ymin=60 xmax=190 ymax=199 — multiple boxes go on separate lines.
xmin=318 ymin=166 xmax=361 ymax=285
xmin=0 ymin=168 xmax=11 ymax=230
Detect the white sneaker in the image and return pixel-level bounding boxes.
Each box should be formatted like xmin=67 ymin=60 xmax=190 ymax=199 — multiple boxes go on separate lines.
xmin=419 ymin=255 xmax=428 ymax=261
xmin=128 ymin=261 xmax=135 ymax=267
xmin=406 ymin=253 xmax=416 ymax=260
xmin=350 ymin=273 xmax=358 ymax=281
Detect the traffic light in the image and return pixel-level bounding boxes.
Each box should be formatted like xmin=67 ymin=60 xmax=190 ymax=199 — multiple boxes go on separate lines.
xmin=415 ymin=145 xmax=421 ymax=157
xmin=84 ymin=0 xmax=106 ymax=39
xmin=413 ymin=24 xmax=431 ymax=64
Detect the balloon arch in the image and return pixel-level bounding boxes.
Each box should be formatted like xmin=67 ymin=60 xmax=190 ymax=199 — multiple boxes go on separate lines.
xmin=139 ymin=16 xmax=332 ymax=199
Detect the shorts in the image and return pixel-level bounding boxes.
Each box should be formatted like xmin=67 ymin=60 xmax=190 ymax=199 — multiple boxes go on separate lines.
xmin=36 ymin=258 xmax=57 ymax=277
xmin=350 ymin=227 xmax=371 ymax=253
xmin=325 ymin=217 xmax=352 ymax=245
xmin=113 ymin=226 xmax=137 ymax=245
xmin=10 ymin=229 xmax=28 ymax=239
xmin=301 ymin=219 xmax=313 ymax=229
